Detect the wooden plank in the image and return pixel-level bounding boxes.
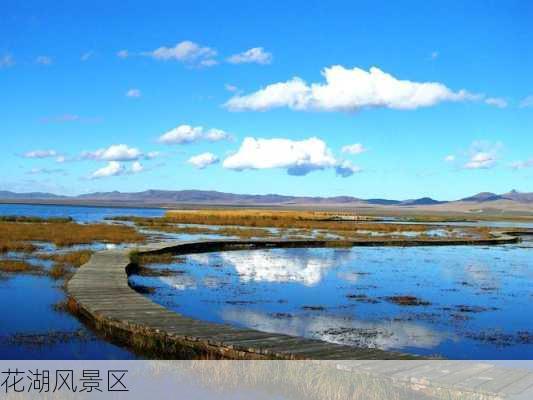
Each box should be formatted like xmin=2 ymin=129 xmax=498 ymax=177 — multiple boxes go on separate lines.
xmin=66 ymin=240 xmax=427 ymax=361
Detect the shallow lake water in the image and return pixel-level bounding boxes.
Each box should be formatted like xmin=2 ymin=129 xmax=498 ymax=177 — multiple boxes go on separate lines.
xmin=0 ymin=203 xmax=164 ymax=223
xmin=0 ymin=273 xmax=136 ymax=359
xmin=130 ymin=240 xmax=533 ymax=359
xmin=0 ymin=203 xmax=154 ymax=358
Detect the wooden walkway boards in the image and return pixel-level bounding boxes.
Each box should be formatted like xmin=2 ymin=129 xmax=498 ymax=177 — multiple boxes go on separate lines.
xmin=67 ymin=238 xmax=533 ymax=399
xmin=67 ymin=240 xmax=417 ymax=360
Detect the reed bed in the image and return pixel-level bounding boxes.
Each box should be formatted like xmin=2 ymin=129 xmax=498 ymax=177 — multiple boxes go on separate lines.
xmin=0 ymin=260 xmax=43 ymax=274
xmin=162 ymin=209 xmax=491 ymax=238
xmin=37 ymin=250 xmax=93 ymax=268
xmin=0 ymin=221 xmax=145 ymax=247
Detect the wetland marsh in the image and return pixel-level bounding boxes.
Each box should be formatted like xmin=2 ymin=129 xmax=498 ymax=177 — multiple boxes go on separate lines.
xmin=1 ymin=204 xmax=531 ymax=359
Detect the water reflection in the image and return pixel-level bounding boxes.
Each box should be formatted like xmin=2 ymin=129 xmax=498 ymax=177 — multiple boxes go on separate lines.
xmin=221 ymin=308 xmax=446 ymax=350
xmin=131 ymin=245 xmax=532 ymax=359
xmin=187 ymin=249 xmax=354 ymax=285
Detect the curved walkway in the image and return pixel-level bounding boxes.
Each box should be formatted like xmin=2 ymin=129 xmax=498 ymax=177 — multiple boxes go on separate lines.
xmin=67 ymin=235 xmax=519 ymax=360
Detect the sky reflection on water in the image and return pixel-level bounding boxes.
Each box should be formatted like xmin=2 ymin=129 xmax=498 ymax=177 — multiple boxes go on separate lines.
xmin=131 ymin=243 xmax=533 ymax=359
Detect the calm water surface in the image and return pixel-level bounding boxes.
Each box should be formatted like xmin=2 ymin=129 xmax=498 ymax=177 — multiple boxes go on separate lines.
xmin=0 ymin=203 xmax=153 ymax=358
xmin=0 ymin=274 xmax=136 ymax=359
xmin=130 ymin=240 xmax=532 ymax=359
xmin=0 ymin=203 xmax=164 ymax=222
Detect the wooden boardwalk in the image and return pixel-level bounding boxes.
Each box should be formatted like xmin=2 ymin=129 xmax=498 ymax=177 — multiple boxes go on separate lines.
xmin=67 ymin=240 xmax=418 ymax=360
xmin=67 ymin=238 xmax=533 ymax=399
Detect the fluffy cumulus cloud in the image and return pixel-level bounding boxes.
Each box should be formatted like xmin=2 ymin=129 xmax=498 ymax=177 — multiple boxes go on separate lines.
xmin=130 ymin=161 xmax=144 ymax=173
xmin=188 ymin=152 xmax=219 ymax=169
xmin=82 ymin=144 xmax=142 ymax=161
xmin=341 ymin=143 xmax=367 ymax=155
xmin=90 ymin=161 xmax=124 ymax=179
xmin=223 ymin=137 xmax=354 ymax=176
xmin=227 ymin=47 xmax=272 ymax=64
xmin=143 ymin=40 xmax=217 ymax=67
xmin=158 ymin=125 xmax=232 ymax=144
xmin=335 ymin=160 xmax=362 ymax=177
xmin=23 ymin=149 xmax=58 ymax=159
xmin=225 ymin=65 xmax=476 ymax=112
xmin=126 ymin=88 xmax=141 ymax=98
xmin=485 ymin=97 xmax=508 ymax=108
xmin=90 ymin=161 xmax=144 ymax=179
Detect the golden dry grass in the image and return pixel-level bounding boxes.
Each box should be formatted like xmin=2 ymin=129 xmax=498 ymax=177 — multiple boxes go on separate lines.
xmin=48 ymin=263 xmax=69 ymax=279
xmin=0 ymin=241 xmax=36 ymax=254
xmin=130 ymin=252 xmax=177 ymax=266
xmin=115 ymin=216 xmax=280 ymax=239
xmin=163 ymin=209 xmax=493 ymax=237
xmin=38 ymin=250 xmax=93 ymax=268
xmin=0 ymin=260 xmax=42 ymax=274
xmin=0 ymin=221 xmax=145 ymax=248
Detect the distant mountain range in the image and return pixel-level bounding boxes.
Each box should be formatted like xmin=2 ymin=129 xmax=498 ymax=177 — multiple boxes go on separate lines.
xmin=1 ymin=189 xmax=532 ymax=206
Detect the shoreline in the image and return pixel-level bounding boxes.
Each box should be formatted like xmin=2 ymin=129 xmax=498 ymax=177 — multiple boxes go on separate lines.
xmin=67 ymin=233 xmax=522 ymax=360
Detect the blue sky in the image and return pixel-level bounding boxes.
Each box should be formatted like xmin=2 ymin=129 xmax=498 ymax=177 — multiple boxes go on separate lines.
xmin=1 ymin=0 xmax=532 ymax=200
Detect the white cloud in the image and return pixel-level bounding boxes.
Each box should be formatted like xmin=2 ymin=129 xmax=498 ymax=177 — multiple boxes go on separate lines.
xmin=0 ymin=54 xmax=14 ymax=68
xmin=444 ymin=155 xmax=455 ymax=162
xmin=341 ymin=143 xmax=367 ymax=155
xmin=82 ymin=144 xmax=142 ymax=161
xmin=199 ymin=59 xmax=218 ymax=67
xmin=223 ymin=137 xmax=338 ymax=176
xmin=90 ymin=161 xmax=125 ymax=179
xmin=36 ymin=56 xmax=52 ymax=65
xmin=117 ymin=50 xmax=129 ymax=58
xmin=188 ymin=152 xmax=219 ymax=169
xmin=225 ymin=65 xmax=477 ymax=112
xmin=145 ymin=151 xmax=160 ymax=159
xmin=23 ymin=149 xmax=58 ymax=159
xmin=463 ymin=141 xmax=502 ymax=170
xmin=510 ymin=159 xmax=533 ymax=170
xmin=130 ymin=161 xmax=144 ymax=173
xmin=81 ymin=51 xmax=94 ymax=61
xmin=227 ymin=47 xmax=272 ymax=64
xmin=204 ymin=128 xmax=232 ymax=142
xmin=520 ymin=95 xmax=533 ymax=108
xmin=143 ymin=41 xmax=217 ymax=67
xmin=158 ymin=125 xmax=203 ymax=144
xmin=27 ymin=167 xmax=65 ymax=175
xmin=429 ymin=51 xmax=439 ymax=60
xmin=464 ymin=152 xmax=496 ymax=169
xmin=158 ymin=125 xmax=232 ymax=145
xmin=225 ymin=84 xmax=238 ymax=92
xmin=126 ymin=88 xmax=141 ymax=98
xmin=485 ymin=97 xmax=508 ymax=108
xmin=335 ymin=160 xmax=362 ymax=177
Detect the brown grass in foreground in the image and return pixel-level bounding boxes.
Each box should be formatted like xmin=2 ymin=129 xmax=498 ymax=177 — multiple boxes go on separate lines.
xmin=0 ymin=221 xmax=145 ymax=247
xmin=0 ymin=241 xmax=36 ymax=254
xmin=38 ymin=250 xmax=93 ymax=268
xmin=130 ymin=252 xmax=177 ymax=266
xmin=0 ymin=260 xmax=42 ymax=274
